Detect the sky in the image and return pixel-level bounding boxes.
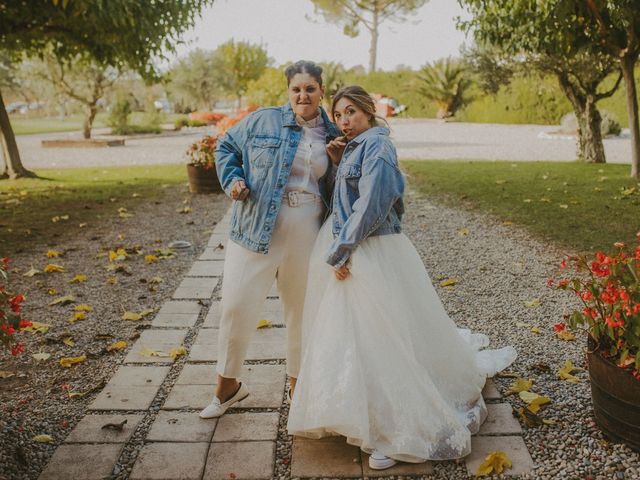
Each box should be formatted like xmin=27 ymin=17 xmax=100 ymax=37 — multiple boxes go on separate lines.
xmin=172 ymin=0 xmax=470 ymax=71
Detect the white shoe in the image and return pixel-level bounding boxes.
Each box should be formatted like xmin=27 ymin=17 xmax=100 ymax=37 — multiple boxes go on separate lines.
xmin=368 ymin=451 xmax=397 ymax=470
xmin=199 ymin=382 xmax=249 ymax=419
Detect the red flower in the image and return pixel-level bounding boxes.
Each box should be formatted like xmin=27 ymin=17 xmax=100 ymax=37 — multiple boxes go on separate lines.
xmin=559 ymin=259 xmax=567 ymax=269
xmin=10 ymin=342 xmax=25 ymax=356
xmin=546 ymin=278 xmax=554 ymax=287
xmin=19 ymin=319 xmax=32 ymax=329
xmin=553 ymin=323 xmax=566 ymax=332
xmin=581 ymin=290 xmax=592 ymax=301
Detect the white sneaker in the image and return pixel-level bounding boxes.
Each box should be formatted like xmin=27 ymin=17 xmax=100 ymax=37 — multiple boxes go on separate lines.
xmin=199 ymin=382 xmax=249 ymax=419
xmin=368 ymin=451 xmax=397 ymax=470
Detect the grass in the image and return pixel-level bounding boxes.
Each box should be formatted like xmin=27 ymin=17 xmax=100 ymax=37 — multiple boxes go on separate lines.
xmin=0 ymin=164 xmax=189 ymax=255
xmin=402 ymin=160 xmax=640 ymax=254
xmin=10 ymin=112 xmax=185 ymax=136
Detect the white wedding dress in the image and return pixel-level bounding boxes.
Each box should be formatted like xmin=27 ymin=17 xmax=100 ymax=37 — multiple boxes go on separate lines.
xmin=287 ymin=221 xmax=517 ymax=462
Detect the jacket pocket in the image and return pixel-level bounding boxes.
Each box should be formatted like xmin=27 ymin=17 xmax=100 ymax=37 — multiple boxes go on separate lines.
xmin=250 ymin=135 xmax=281 ymax=169
xmin=341 ymin=163 xmax=361 ymax=179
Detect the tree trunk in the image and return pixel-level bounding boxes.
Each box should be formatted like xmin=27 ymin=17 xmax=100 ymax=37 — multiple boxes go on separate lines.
xmin=369 ymin=7 xmax=379 ymax=73
xmin=83 ymin=103 xmax=97 ymax=139
xmin=557 ymin=75 xmax=606 ymax=163
xmin=621 ymin=55 xmax=640 ymax=178
xmin=0 ymin=88 xmax=35 ymax=179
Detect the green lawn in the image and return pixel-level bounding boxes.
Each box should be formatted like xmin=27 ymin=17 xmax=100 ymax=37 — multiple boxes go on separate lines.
xmin=10 ymin=112 xmax=185 ymax=136
xmin=402 ymin=160 xmax=640 ymax=254
xmin=0 ymin=164 xmax=188 ymax=254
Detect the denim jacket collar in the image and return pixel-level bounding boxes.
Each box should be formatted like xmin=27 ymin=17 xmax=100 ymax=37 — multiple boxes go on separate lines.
xmin=348 ymin=126 xmax=390 ymax=145
xmin=281 ymin=103 xmax=341 ymax=138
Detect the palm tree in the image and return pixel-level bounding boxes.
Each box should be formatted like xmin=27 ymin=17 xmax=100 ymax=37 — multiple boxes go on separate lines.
xmin=418 ymin=57 xmax=472 ymax=119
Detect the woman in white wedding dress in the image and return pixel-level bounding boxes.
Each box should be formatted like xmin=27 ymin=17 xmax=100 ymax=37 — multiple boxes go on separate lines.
xmin=287 ymin=85 xmax=517 ymax=470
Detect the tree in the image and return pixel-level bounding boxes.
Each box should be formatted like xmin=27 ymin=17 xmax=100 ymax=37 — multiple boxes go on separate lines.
xmin=319 ymin=62 xmax=346 ymax=109
xmin=24 ymin=52 xmax=118 ymax=138
xmin=458 ymin=0 xmax=622 ymax=164
xmin=214 ymin=40 xmax=269 ymax=109
xmin=246 ymin=67 xmax=289 ymax=108
xmin=166 ymin=49 xmax=221 ymax=111
xmin=417 ymin=57 xmax=472 ymax=118
xmin=309 ymin=0 xmax=428 ymax=73
xmin=0 ymin=0 xmax=214 ymax=179
xmin=581 ymin=0 xmax=640 ymax=177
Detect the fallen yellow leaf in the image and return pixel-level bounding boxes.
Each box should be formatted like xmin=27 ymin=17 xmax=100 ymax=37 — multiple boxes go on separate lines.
xmin=23 ymin=267 xmax=40 ymax=277
xmin=524 ymin=298 xmax=541 ymax=308
xmin=457 ymin=228 xmax=470 ymax=236
xmin=62 ymin=337 xmax=75 ymax=347
xmin=32 ymin=352 xmax=51 ymax=361
xmin=22 ymin=321 xmax=50 ymax=334
xmin=49 ymin=294 xmax=75 ymax=306
xmin=440 ymin=278 xmax=458 ymax=287
xmin=505 ymin=378 xmax=533 ymax=396
xmin=69 ymin=312 xmax=86 ymax=323
xmin=122 ymin=311 xmax=142 ymax=321
xmin=476 ymin=451 xmax=512 ymax=476
xmin=558 ymin=360 xmax=583 ymax=383
xmin=556 ymin=331 xmax=575 ymax=341
xmin=74 ymin=304 xmax=94 ymax=312
xmin=44 ymin=264 xmax=65 ymax=273
xmin=106 ymin=341 xmax=127 ymax=352
xmin=0 ymin=370 xmax=15 ymax=378
xmin=257 ymin=319 xmax=272 ymax=329
xmin=149 ymin=277 xmax=163 ymax=284
xmin=70 ymin=274 xmax=87 ymax=283
xmin=32 ymin=434 xmax=54 ymax=443
xmin=107 ymin=276 xmax=118 ymax=285
xmin=109 ymin=248 xmax=128 ymax=262
xmin=139 ymin=348 xmax=169 ymax=358
xmin=530 ymin=326 xmax=541 ymax=334
xmin=46 ymin=250 xmax=61 ymax=258
xmin=169 ymin=346 xmax=187 ymax=360
xmin=47 ymin=288 xmax=58 ymax=295
xmin=59 ymin=355 xmax=87 ymax=368
xmin=144 ymin=255 xmax=158 ymax=263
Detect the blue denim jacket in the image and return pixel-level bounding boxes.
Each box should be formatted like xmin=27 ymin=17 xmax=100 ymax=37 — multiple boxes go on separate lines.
xmin=215 ymin=103 xmax=341 ymax=253
xmin=326 ymin=126 xmax=405 ymax=267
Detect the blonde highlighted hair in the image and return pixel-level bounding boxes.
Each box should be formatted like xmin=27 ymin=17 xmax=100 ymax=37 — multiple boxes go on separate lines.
xmin=331 ymin=85 xmax=388 ymax=128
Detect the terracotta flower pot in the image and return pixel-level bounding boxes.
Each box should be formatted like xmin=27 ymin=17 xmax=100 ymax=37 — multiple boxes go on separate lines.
xmin=588 ymin=348 xmax=640 ymax=451
xmin=186 ymin=164 xmax=222 ymax=194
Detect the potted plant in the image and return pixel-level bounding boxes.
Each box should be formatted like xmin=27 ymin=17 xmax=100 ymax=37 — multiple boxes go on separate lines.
xmin=185 ymin=134 xmax=223 ymax=194
xmin=553 ymin=234 xmax=640 ymax=451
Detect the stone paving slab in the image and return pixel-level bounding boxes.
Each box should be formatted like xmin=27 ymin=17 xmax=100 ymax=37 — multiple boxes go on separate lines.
xmin=477 ymin=403 xmax=522 ymax=435
xmin=109 ymin=365 xmax=171 ymax=386
xmin=130 ymin=442 xmax=209 ymax=480
xmin=361 ymin=453 xmax=434 ymax=476
xmin=199 ymin=247 xmax=226 ymax=261
xmin=151 ymin=312 xmax=199 ymax=328
xmin=157 ymin=300 xmax=202 ymax=315
xmin=147 ymin=411 xmax=217 ymax=443
xmin=186 ymin=260 xmax=225 ymax=277
xmin=207 ymin=234 xmax=228 ymax=247
xmin=165 ymin=365 xmax=286 ymax=410
xmin=176 ymin=364 xmax=217 ymax=385
xmin=188 ymin=328 xmax=286 ymax=362
xmin=213 ymin=412 xmax=280 ymax=442
xmin=291 ymin=436 xmax=362 ymax=478
xmin=482 ymin=378 xmax=502 ymax=400
xmin=203 ymin=441 xmax=275 ymax=480
xmin=201 ymin=299 xmax=284 ymax=327
xmin=64 ymin=413 xmax=144 ymax=443
xmin=466 ymin=436 xmax=535 ymax=476
xmin=172 ymin=277 xmax=219 ymax=300
xmin=38 ymin=444 xmax=122 ymax=480
xmin=124 ymin=329 xmax=187 ymax=364
xmin=89 ymin=385 xmax=160 ymax=411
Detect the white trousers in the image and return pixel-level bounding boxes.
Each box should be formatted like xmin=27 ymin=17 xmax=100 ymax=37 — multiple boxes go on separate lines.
xmin=216 ymin=199 xmax=324 ymax=378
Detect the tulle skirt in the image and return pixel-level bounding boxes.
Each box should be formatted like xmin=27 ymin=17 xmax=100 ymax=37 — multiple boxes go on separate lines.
xmin=287 ymin=221 xmax=517 ymax=462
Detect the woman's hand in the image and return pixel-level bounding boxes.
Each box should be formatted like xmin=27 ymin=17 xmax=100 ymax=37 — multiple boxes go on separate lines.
xmin=334 ymin=264 xmax=350 ymax=281
xmin=230 ymin=180 xmax=250 ymax=201
xmin=326 ymin=136 xmax=347 ymax=166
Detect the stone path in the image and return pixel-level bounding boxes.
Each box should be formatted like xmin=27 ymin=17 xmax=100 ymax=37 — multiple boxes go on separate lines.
xmin=37 ymin=208 xmax=535 ymax=480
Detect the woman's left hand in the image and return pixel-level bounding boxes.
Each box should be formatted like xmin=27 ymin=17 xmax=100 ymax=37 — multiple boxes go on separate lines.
xmin=334 ymin=264 xmax=350 ymax=280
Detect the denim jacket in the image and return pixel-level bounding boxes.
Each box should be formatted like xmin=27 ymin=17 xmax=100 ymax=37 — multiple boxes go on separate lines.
xmin=215 ymin=103 xmax=341 ymax=253
xmin=326 ymin=126 xmax=405 ymax=267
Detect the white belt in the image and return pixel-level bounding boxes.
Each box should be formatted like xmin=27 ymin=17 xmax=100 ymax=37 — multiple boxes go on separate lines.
xmin=282 ymin=191 xmax=320 ymax=207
